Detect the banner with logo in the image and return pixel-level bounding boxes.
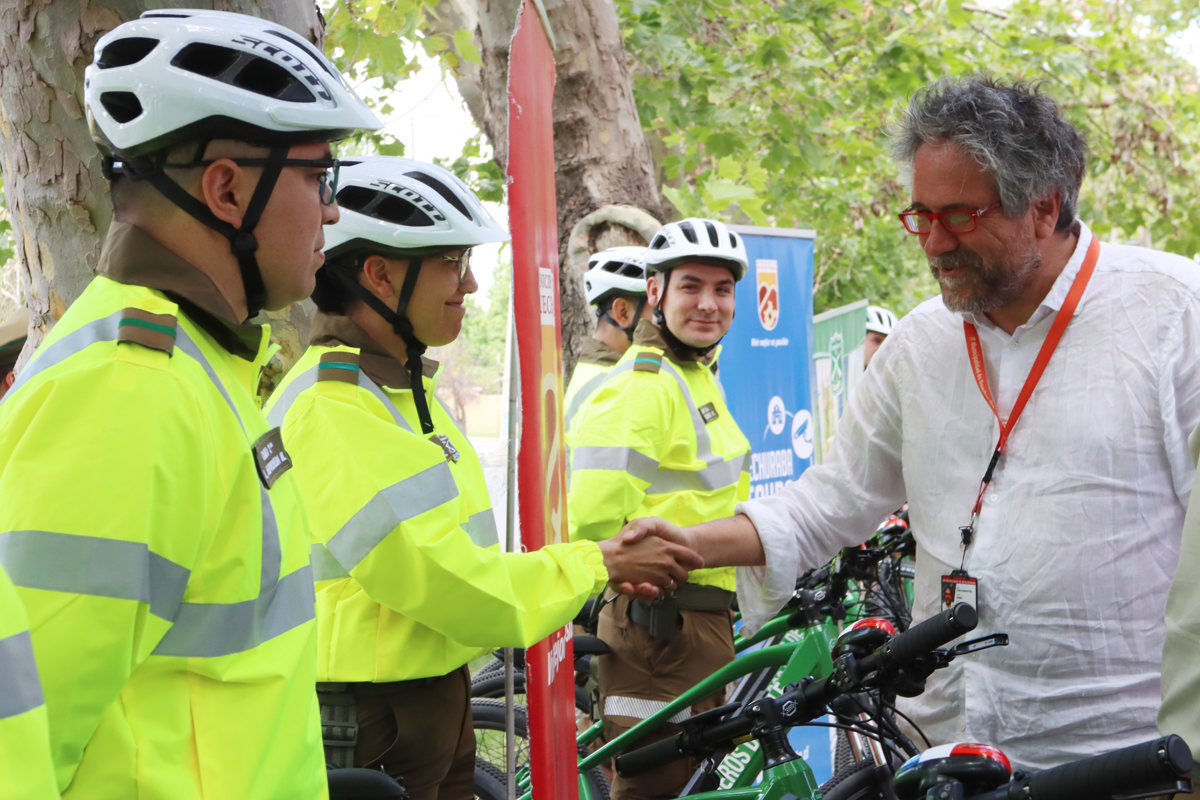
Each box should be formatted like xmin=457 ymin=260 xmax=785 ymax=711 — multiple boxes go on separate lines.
xmin=506 ymin=2 xmax=578 ymax=797
xmin=811 ymin=300 xmax=867 ymax=463
xmin=719 ymin=226 xmax=834 ymax=778
xmin=720 ymin=226 xmax=816 ymax=499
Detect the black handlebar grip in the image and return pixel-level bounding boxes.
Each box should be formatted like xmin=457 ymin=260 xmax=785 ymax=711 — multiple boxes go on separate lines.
xmin=885 ymin=602 xmax=977 ymax=665
xmin=1022 ymin=735 xmax=1192 ymax=800
xmin=615 ymin=733 xmax=687 ymax=778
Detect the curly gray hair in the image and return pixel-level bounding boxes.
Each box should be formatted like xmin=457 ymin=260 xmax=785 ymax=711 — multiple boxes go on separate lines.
xmin=892 ymin=76 xmax=1087 ymax=232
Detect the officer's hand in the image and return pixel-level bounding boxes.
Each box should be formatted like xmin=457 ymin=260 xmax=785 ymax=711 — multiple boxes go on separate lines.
xmin=598 ymin=531 xmax=704 ymax=599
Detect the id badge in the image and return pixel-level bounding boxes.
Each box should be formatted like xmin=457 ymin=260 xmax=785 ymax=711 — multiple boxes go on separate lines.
xmin=940 ymin=569 xmax=979 ymax=613
xmin=252 ymin=427 xmax=293 ymax=489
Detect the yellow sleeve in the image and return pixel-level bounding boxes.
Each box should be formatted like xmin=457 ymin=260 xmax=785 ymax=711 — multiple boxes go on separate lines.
xmin=1161 ymin=493 xmax=1200 ymax=776
xmin=0 ymin=566 xmax=59 ymax=799
xmin=284 ymin=384 xmax=608 ymax=648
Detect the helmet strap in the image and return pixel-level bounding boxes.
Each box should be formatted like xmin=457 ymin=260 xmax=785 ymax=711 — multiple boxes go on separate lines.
xmin=652 ymin=271 xmax=720 ymax=360
xmin=601 ymin=295 xmax=647 ymax=342
xmin=334 ymin=256 xmax=436 ymax=434
xmin=122 ymin=144 xmax=289 ymax=319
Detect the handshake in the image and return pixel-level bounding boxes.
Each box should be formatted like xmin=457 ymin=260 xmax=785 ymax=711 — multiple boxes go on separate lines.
xmin=595 ymin=517 xmax=702 ymax=599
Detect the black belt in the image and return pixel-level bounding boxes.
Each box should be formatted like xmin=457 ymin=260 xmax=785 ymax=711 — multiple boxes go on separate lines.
xmin=629 ymin=584 xmax=734 ymax=642
xmin=319 ymin=673 xmax=452 ymax=698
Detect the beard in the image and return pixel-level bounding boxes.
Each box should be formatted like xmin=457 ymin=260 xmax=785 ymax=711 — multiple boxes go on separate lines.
xmin=930 ymin=244 xmax=1041 ymax=315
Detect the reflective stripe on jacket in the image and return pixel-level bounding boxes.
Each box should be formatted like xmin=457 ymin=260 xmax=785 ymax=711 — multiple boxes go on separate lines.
xmin=566 ymin=361 xmax=613 ymax=443
xmin=267 ymin=343 xmax=607 ymax=682
xmin=0 ymin=565 xmax=58 ymax=799
xmin=0 ymin=276 xmax=324 ymax=800
xmin=567 ymin=327 xmax=750 ymax=591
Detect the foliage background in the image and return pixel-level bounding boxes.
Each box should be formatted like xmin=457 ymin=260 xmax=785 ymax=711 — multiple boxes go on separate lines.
xmin=3 ymin=0 xmax=1198 ymax=349
xmin=320 ymin=0 xmax=1200 ymax=322
xmin=614 ymin=0 xmax=1200 ymax=314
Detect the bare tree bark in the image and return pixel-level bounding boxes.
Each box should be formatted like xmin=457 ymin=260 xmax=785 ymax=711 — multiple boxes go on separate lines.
xmin=426 ymin=0 xmax=669 ymax=378
xmin=0 ymin=0 xmax=322 ymax=371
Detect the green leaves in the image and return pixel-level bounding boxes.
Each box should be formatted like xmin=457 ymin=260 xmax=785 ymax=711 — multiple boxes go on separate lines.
xmin=616 ymin=0 xmax=1200 ymax=314
xmin=322 ymin=1 xmax=495 ymax=195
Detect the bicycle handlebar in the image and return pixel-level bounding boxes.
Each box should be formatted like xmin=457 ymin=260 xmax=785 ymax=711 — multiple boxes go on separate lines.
xmin=971 ymin=736 xmax=1192 ymax=800
xmin=613 ymin=731 xmax=690 ymax=778
xmin=327 ymin=767 xmax=407 ymax=800
xmin=616 ymin=604 xmax=978 ymax=778
xmin=885 ymin=602 xmax=975 ymax=664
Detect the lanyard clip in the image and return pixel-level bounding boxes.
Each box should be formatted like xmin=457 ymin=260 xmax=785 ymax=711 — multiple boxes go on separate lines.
xmin=959 ymin=524 xmax=975 ymax=550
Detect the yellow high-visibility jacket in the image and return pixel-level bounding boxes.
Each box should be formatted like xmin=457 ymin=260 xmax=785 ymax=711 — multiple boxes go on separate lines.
xmin=0 ymin=564 xmax=58 ymax=799
xmin=568 ymin=320 xmax=750 ymax=591
xmin=266 ymin=314 xmax=608 ymax=682
xmin=0 ymin=225 xmax=324 ymax=800
xmin=564 ymin=337 xmax=622 ymax=444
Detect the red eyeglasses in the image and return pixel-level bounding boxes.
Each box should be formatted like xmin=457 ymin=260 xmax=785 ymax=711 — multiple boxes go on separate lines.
xmin=898 ymin=202 xmax=1002 ymax=235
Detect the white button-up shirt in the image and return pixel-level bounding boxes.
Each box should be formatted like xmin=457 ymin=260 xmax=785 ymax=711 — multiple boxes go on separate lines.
xmin=737 ymin=222 xmax=1200 ymax=768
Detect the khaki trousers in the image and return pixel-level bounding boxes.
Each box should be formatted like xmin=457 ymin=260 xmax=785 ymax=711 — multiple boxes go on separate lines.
xmin=352 ymin=665 xmax=475 ymax=800
xmin=598 ymin=595 xmax=736 ymax=800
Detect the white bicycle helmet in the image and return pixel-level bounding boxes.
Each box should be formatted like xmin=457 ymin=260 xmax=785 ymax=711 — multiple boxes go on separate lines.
xmin=317 ymin=156 xmax=507 ymax=436
xmin=866 ymin=305 xmax=898 ymax=336
xmin=644 ymin=218 xmax=749 ymax=281
xmin=323 ymin=156 xmax=509 ymax=259
xmin=85 ymin=9 xmax=380 ymax=158
xmin=583 ymin=246 xmax=648 ymax=306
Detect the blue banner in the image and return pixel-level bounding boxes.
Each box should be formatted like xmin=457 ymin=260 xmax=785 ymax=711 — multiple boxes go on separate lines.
xmin=720 ymin=226 xmax=816 ymax=500
xmin=721 ymin=226 xmax=828 ymax=782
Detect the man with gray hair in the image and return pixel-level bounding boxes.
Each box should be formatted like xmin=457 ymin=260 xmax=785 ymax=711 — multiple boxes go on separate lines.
xmin=622 ymin=76 xmax=1200 ymax=768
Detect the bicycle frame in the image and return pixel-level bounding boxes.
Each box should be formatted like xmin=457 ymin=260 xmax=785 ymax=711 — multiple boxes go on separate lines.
xmin=503 ymin=529 xmax=917 ymax=800
xmin=514 ymin=631 xmax=836 ymax=800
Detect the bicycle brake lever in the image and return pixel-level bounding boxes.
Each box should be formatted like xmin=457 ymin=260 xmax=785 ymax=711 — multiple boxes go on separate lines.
xmin=945 ymin=633 xmax=1008 ymax=658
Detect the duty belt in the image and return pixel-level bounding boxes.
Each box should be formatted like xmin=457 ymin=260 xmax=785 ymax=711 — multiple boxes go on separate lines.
xmin=316 ymin=682 xmax=357 ymax=769
xmin=630 ymin=583 xmax=734 ymax=642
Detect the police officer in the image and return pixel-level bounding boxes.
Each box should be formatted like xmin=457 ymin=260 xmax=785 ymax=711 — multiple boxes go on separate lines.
xmin=265 ymin=156 xmax=702 ymax=799
xmin=568 ymin=218 xmax=752 ymax=800
xmin=565 ymin=247 xmax=651 ymax=438
xmin=0 ymin=10 xmax=379 ymax=798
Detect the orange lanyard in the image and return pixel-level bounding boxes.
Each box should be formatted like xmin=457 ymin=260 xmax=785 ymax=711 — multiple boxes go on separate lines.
xmin=959 ymin=235 xmax=1100 ymax=550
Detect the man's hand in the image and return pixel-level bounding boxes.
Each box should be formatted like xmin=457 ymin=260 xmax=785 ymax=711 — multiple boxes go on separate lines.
xmin=619 ymin=517 xmax=693 ymax=551
xmin=598 ymin=529 xmax=704 ymax=600
xmin=620 ymin=513 xmax=766 ymax=569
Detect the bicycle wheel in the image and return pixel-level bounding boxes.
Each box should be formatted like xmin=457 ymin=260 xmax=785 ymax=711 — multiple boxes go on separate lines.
xmin=471 ymin=670 xmax=525 ymax=700
xmin=471 ymin=657 xmax=506 ymax=685
xmin=819 ymin=759 xmax=898 ymax=800
xmin=472 ymin=698 xmax=531 ymax=777
xmin=470 ymin=698 xmax=610 ymax=800
xmin=473 ymin=757 xmax=508 ymax=800
xmin=472 ymin=669 xmax=595 ymax=717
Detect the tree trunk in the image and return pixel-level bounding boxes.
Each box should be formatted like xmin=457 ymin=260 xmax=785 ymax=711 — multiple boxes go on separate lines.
xmin=426 ymin=0 xmax=669 ymax=379
xmin=0 ymin=0 xmax=322 ymax=371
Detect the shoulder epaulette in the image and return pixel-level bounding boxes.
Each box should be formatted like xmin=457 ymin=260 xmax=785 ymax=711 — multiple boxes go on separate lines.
xmin=633 ymin=350 xmax=662 ymax=376
xmin=117 ymin=308 xmax=177 ymax=355
xmin=318 ymin=350 xmax=361 ymax=384
xmin=632 ymin=350 xmax=663 ymax=374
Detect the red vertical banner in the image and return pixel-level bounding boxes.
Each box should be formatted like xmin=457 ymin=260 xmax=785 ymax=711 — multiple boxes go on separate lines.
xmin=507 ymin=1 xmax=578 ymax=798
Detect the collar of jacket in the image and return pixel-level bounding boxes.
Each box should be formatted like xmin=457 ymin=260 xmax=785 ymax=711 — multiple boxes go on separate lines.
xmin=96 ymin=221 xmax=263 ymax=359
xmin=309 ymin=311 xmax=438 ymax=390
xmin=630 ymin=318 xmax=720 ymax=369
xmin=577 ymin=336 xmax=622 ymax=367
